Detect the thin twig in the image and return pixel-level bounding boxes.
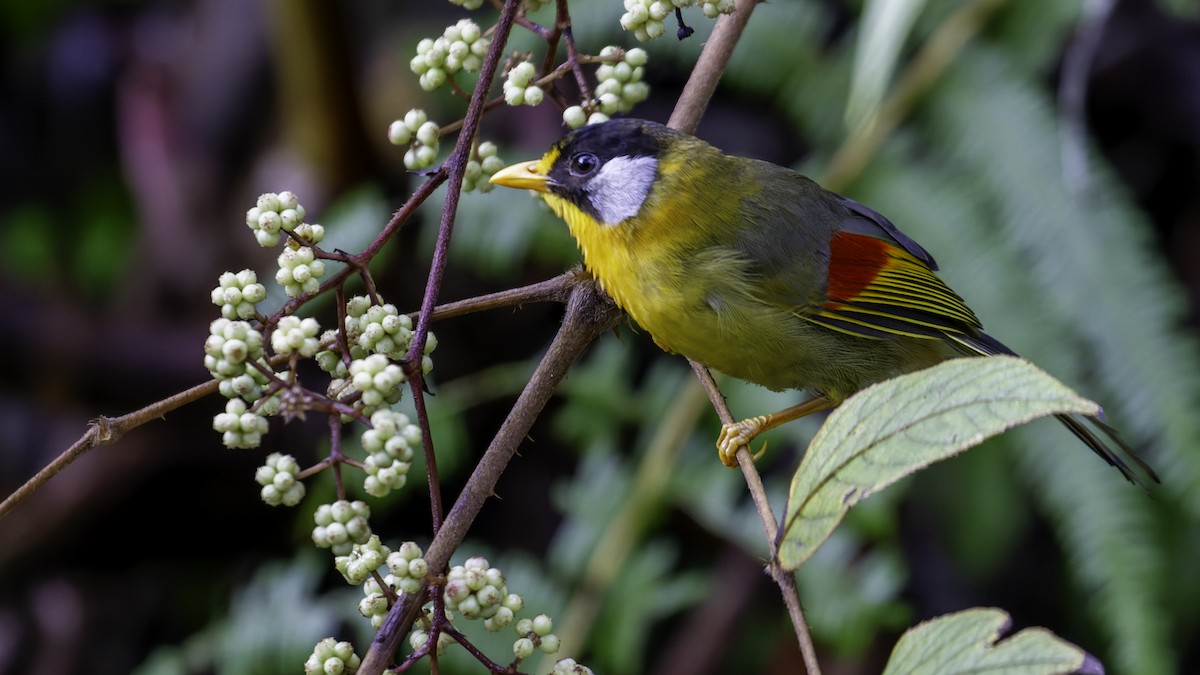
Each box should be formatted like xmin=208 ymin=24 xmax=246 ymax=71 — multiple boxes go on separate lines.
xmin=424 ymin=271 xmax=577 ymax=322
xmin=667 ymin=0 xmax=763 ymax=134
xmin=404 ymin=0 xmax=526 ymax=539
xmin=0 ymin=380 xmax=218 ymax=520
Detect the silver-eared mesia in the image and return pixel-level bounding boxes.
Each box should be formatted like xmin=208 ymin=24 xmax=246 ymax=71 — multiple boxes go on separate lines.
xmin=490 ymin=118 xmax=1157 ymax=488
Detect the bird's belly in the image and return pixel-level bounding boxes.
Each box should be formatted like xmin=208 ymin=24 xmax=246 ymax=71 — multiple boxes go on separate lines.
xmin=631 ymin=295 xmax=818 ymax=391
xmin=632 ymin=295 xmax=947 ymax=400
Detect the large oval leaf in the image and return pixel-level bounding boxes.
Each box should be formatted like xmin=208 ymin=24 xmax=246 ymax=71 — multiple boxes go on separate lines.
xmin=776 ymin=356 xmax=1098 ymax=569
xmin=883 ymin=607 xmax=1092 ymax=674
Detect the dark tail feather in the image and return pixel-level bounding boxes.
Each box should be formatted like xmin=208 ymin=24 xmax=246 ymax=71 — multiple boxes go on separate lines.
xmin=1056 ymin=413 xmax=1160 ymax=491
xmin=953 ymin=331 xmax=1159 ymax=490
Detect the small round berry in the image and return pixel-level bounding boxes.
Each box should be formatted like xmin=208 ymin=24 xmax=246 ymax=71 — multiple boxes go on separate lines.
xmin=404 ymin=108 xmax=428 ymax=130
xmin=416 ymin=121 xmax=440 ymax=147
xmin=598 ymin=92 xmax=621 ymax=115
xmin=415 ymin=145 xmax=438 ymax=168
xmin=513 ymin=637 xmax=535 ymax=660
xmin=388 ymin=120 xmax=412 ymax=146
xmin=257 ymin=192 xmax=282 ymax=213
xmin=539 ymin=633 xmax=561 ymax=654
xmin=563 ymin=106 xmax=587 ymax=129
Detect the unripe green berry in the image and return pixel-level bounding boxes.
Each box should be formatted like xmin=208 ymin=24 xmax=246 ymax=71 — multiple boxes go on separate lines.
xmin=598 ymin=92 xmax=621 ymax=115
xmin=503 ymin=593 xmax=524 ymax=612
xmin=416 ymin=121 xmax=439 ymax=146
xmin=539 ymin=633 xmax=561 ymax=653
xmin=460 ymin=21 xmax=481 ymax=43
xmin=257 ymin=193 xmax=281 ymax=212
xmin=404 ymin=108 xmax=427 ymax=130
xmin=480 ymin=155 xmax=504 ymax=175
xmin=563 ymin=106 xmax=587 ymax=129
xmin=388 ymin=120 xmax=412 ymax=145
xmin=513 ymin=637 xmax=535 ymax=660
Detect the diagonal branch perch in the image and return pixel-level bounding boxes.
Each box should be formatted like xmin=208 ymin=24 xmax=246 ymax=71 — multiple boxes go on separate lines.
xmin=358 ymin=276 xmax=623 ymax=674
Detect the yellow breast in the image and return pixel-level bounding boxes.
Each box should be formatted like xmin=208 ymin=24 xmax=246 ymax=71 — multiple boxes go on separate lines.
xmin=540 ymin=152 xmax=758 ymax=358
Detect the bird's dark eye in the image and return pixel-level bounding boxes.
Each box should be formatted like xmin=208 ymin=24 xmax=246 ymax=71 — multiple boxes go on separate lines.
xmin=569 ymin=152 xmax=599 ymax=177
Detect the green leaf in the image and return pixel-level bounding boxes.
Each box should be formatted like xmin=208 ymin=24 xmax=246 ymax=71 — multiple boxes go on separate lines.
xmin=845 ymin=0 xmax=928 ymax=134
xmin=776 ymin=356 xmax=1098 ymax=569
xmin=883 ymin=607 xmax=1087 ymax=674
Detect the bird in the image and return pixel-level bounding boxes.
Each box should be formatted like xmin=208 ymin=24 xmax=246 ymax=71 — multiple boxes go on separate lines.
xmin=489 ymin=118 xmax=1157 ymax=488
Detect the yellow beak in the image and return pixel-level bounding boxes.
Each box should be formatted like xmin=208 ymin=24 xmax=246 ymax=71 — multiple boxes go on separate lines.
xmin=489 ymin=160 xmax=552 ymax=193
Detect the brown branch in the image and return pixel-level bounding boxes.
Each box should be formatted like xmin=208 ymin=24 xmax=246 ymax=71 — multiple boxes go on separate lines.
xmin=0 ymin=379 xmax=218 ymax=521
xmin=424 ymin=271 xmax=577 ymax=322
xmin=402 ymin=0 xmax=526 ymax=540
xmin=667 ymin=0 xmax=764 ymax=135
xmin=358 ymin=276 xmax=623 ymax=674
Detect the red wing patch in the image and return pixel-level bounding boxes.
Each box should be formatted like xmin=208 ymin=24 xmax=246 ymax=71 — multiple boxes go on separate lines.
xmin=808 ymin=232 xmax=982 ymax=340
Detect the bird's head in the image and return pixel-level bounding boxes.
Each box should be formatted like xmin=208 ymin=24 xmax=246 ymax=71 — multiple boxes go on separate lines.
xmin=490 ymin=119 xmax=683 ymax=228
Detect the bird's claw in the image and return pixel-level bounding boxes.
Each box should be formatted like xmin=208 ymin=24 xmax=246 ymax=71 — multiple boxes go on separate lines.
xmin=717 ymin=416 xmax=770 ymax=467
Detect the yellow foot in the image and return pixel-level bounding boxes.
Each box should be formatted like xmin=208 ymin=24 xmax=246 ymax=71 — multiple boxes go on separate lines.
xmin=717 ymin=415 xmax=771 ymax=467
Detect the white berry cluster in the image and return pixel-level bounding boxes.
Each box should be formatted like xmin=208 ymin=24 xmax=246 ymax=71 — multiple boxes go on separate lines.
xmin=335 ymin=534 xmax=390 ymax=585
xmin=562 ymin=106 xmax=611 ymax=129
xmin=552 ymin=658 xmax=596 ymax=675
xmin=503 ymin=61 xmax=544 ymax=107
xmin=213 ymin=398 xmax=270 ymax=449
xmin=410 ymin=19 xmax=489 ymax=92
xmin=443 ymin=556 xmax=525 ymax=632
xmin=254 ymin=452 xmax=305 ymax=506
xmin=359 ymin=541 xmax=429 ymax=628
xmin=388 ymin=109 xmax=441 ymax=171
xmin=513 ymin=613 xmax=561 ymax=660
xmin=387 ymin=541 xmax=429 ymax=593
xmin=316 ymin=298 xmax=438 ymax=397
xmin=410 ymin=621 xmax=457 ymax=657
xmin=211 ymin=270 xmax=266 ymax=320
xmin=275 ymin=246 xmax=326 ymax=299
xmin=348 ymin=353 xmax=406 ymax=412
xmin=347 ymin=297 xmax=419 ymax=360
xmin=312 ymin=499 xmax=372 ymax=555
xmin=362 ymin=409 xmax=420 ymax=497
xmin=245 ymin=191 xmax=324 ymax=248
xmin=204 ymin=318 xmax=270 ymax=401
xmin=563 ymin=47 xmax=649 ymax=129
xmin=464 ymin=141 xmax=504 ymax=193
xmin=271 ymin=315 xmax=322 ymax=358
xmin=304 ymin=638 xmax=360 ymax=675
xmin=620 ymin=0 xmax=735 ymax=41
